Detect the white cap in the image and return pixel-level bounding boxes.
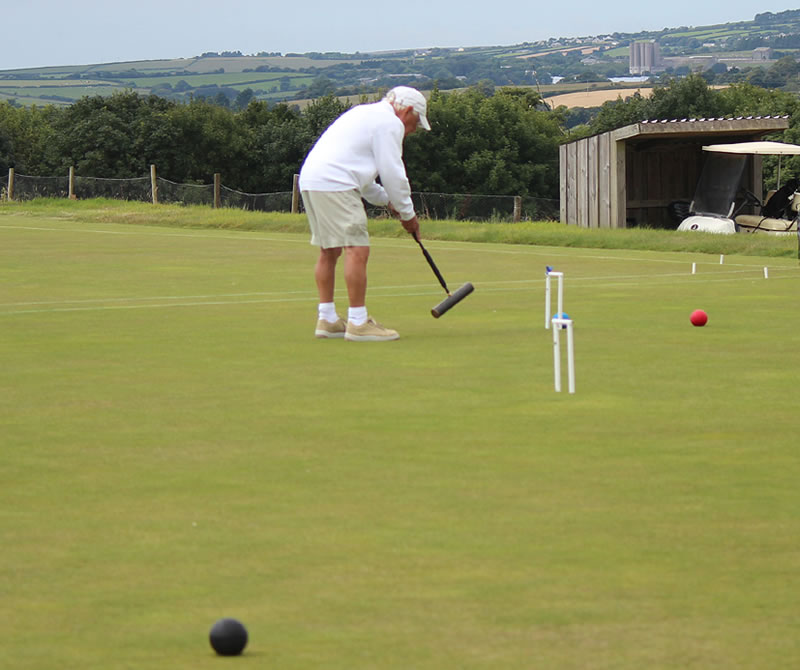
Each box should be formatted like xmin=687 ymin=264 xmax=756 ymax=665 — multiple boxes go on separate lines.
xmin=385 ymin=86 xmax=431 ymax=131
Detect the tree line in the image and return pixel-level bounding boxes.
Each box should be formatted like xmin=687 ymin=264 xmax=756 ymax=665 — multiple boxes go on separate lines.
xmin=2 ymin=77 xmax=799 ymax=200
xmin=0 ymin=87 xmax=564 ymax=199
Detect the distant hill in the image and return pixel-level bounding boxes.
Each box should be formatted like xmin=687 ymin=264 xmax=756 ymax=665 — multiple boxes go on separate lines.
xmin=1 ymin=9 xmax=798 ymax=108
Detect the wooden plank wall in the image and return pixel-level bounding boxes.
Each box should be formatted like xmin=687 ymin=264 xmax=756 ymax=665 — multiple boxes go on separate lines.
xmin=560 ymin=134 xmax=615 ymax=228
xmin=598 ymin=133 xmax=611 ymax=228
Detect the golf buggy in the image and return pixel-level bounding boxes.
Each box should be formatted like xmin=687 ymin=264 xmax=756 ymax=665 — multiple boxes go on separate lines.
xmin=676 ymin=141 xmax=800 ymax=235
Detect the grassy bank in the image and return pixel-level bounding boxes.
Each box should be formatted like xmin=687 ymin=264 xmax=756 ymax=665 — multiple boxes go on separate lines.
xmin=2 ymin=197 xmax=798 ymax=258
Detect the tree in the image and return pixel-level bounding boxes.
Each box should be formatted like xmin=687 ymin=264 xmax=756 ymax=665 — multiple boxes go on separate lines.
xmin=587 ymin=75 xmax=727 ymax=136
xmin=403 ymin=86 xmax=563 ymax=198
xmin=586 ymin=91 xmax=651 ymax=135
xmin=238 ymin=101 xmax=308 ymax=192
xmin=301 ymin=94 xmax=351 ymax=139
xmin=50 ymin=92 xmax=176 ymax=177
xmin=0 ymin=122 xmax=12 ymax=172
xmin=305 ymin=76 xmax=336 ymax=98
xmin=213 ymin=91 xmax=231 ymax=108
xmin=165 ymin=99 xmax=249 ymax=185
xmin=0 ymin=101 xmax=59 ymax=174
xmin=648 ymin=74 xmax=725 ymax=119
xmin=234 ymin=88 xmax=255 ymax=111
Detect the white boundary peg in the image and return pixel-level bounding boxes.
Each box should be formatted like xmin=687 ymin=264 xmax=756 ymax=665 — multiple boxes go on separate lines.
xmin=545 ymin=270 xmax=564 ymax=330
xmin=764 ymin=266 xmax=769 ymax=279
xmin=552 ymin=317 xmax=575 ymax=394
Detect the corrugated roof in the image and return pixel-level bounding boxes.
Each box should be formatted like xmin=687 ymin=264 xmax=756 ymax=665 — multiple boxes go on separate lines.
xmin=608 ymin=116 xmax=790 ymax=142
xmin=641 ymin=115 xmax=790 ymax=124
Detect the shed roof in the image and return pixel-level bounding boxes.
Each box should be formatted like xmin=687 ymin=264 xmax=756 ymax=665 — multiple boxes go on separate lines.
xmin=608 ymin=115 xmax=790 ymax=142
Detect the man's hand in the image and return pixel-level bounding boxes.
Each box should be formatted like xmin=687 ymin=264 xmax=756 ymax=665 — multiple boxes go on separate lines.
xmin=387 ymin=203 xmax=400 ymax=218
xmin=401 ymin=215 xmax=420 ymax=237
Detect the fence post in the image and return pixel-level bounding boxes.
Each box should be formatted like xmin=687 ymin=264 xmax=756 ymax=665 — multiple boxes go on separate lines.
xmin=68 ymin=166 xmax=76 ymax=200
xmin=7 ymin=168 xmax=14 ymax=201
xmin=150 ymin=164 xmax=158 ymax=205
xmin=291 ymin=173 xmax=300 ymax=214
xmin=214 ymin=173 xmax=221 ymax=208
xmin=513 ymin=196 xmax=522 ymax=222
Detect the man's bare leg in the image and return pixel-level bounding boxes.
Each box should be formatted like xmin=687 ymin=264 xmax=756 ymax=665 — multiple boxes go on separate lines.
xmin=315 ymin=247 xmax=342 ymax=303
xmin=344 ymin=246 xmax=370 ymax=308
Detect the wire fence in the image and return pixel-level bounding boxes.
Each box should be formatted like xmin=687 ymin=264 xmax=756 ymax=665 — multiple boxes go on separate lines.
xmin=1 ymin=170 xmax=559 ymax=222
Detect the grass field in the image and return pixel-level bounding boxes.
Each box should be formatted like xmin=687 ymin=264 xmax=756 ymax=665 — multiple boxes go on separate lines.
xmin=2 ymin=201 xmax=800 ymax=669
xmin=0 ymin=57 xmax=338 ymax=106
xmin=545 ymin=88 xmax=653 ymax=109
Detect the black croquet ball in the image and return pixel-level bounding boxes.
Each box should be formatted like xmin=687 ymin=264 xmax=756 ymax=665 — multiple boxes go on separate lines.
xmin=209 ymin=617 xmax=248 ymax=656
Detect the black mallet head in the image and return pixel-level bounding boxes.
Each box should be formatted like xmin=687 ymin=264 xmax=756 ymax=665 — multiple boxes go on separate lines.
xmin=209 ymin=618 xmax=248 ymax=656
xmin=432 ymin=282 xmax=474 ymax=318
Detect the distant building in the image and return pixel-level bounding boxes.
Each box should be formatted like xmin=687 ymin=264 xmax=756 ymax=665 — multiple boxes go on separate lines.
xmin=629 ymin=40 xmax=662 ymax=74
xmin=753 ymin=47 xmax=773 ymax=60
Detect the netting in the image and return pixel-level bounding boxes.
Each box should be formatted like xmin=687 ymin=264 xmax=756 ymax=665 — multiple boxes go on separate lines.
xmin=520 ymin=195 xmax=560 ymax=222
xmin=156 ymin=178 xmax=214 ymax=206
xmin=75 ymin=176 xmax=151 ymax=202
xmin=364 ymin=192 xmax=560 ymax=222
xmin=4 ymin=173 xmax=152 ymax=202
xmin=220 ymin=185 xmax=294 ymax=212
xmin=2 ymin=171 xmax=560 ymax=222
xmin=7 ymin=174 xmax=70 ymax=200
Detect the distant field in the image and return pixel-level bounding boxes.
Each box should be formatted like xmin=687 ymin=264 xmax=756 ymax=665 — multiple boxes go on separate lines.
xmin=126 ymin=72 xmax=299 ymax=87
xmin=0 ymin=55 xmax=360 ymax=105
xmin=2 ymin=55 xmax=364 ymax=77
xmin=0 ymin=73 xmax=315 ymax=105
xmin=182 ymin=56 xmax=362 ymax=72
xmin=83 ymin=58 xmax=199 ymax=72
xmin=546 ymin=87 xmax=653 ymax=108
xmin=517 ymin=45 xmax=599 ymax=59
xmin=121 ymin=73 xmax=313 ymax=92
xmin=544 ymin=84 xmax=732 ymax=109
xmin=0 ymin=84 xmax=122 ymax=105
xmin=604 ymin=46 xmax=630 ymax=57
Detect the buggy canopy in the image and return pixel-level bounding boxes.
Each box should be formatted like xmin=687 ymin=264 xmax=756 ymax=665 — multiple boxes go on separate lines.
xmin=703 ymin=141 xmax=800 ymax=155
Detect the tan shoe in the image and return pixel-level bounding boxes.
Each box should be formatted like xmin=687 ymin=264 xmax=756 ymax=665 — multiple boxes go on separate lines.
xmin=315 ymin=318 xmax=346 ymax=339
xmin=345 ymin=317 xmax=399 ymax=342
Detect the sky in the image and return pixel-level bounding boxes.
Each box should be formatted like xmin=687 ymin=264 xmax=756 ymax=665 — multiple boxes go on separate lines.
xmin=2 ymin=1 xmax=793 ymax=70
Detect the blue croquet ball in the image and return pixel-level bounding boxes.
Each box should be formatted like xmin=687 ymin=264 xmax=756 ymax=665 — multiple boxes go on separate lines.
xmin=209 ymin=618 xmax=248 ymax=656
xmin=552 ymin=312 xmax=570 ymax=328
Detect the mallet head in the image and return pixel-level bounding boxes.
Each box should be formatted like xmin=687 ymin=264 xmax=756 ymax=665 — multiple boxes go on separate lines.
xmin=431 ymin=282 xmax=474 ymax=318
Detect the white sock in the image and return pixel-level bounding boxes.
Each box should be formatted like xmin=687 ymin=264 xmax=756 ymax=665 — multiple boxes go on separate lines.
xmin=348 ymin=306 xmax=368 ymax=326
xmin=318 ymin=302 xmax=339 ymax=323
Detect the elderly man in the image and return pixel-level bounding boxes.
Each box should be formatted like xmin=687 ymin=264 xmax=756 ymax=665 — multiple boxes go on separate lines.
xmin=299 ymin=86 xmax=430 ymax=342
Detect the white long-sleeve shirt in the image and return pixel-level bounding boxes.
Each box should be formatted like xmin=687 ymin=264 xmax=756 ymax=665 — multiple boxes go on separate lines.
xmin=298 ymin=100 xmax=416 ymax=220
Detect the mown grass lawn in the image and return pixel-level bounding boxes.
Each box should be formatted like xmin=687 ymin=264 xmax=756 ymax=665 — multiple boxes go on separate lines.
xmin=1 ymin=201 xmax=799 ymax=669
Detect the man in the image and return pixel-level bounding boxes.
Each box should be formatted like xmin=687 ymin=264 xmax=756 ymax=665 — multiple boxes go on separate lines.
xmin=299 ymin=86 xmax=430 ymax=342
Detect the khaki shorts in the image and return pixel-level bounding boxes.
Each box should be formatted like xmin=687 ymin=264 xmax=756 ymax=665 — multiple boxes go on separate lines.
xmin=302 ymin=189 xmax=369 ymax=249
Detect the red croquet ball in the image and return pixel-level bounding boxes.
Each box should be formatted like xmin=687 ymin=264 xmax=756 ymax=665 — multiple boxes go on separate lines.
xmin=690 ymin=309 xmax=708 ymax=327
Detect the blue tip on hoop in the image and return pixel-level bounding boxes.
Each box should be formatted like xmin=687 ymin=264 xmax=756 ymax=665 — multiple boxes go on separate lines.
xmin=546 ymin=265 xmax=553 ymax=273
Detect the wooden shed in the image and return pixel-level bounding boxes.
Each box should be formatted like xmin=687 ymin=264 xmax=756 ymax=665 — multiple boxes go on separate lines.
xmin=559 ymin=116 xmax=791 ymax=229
